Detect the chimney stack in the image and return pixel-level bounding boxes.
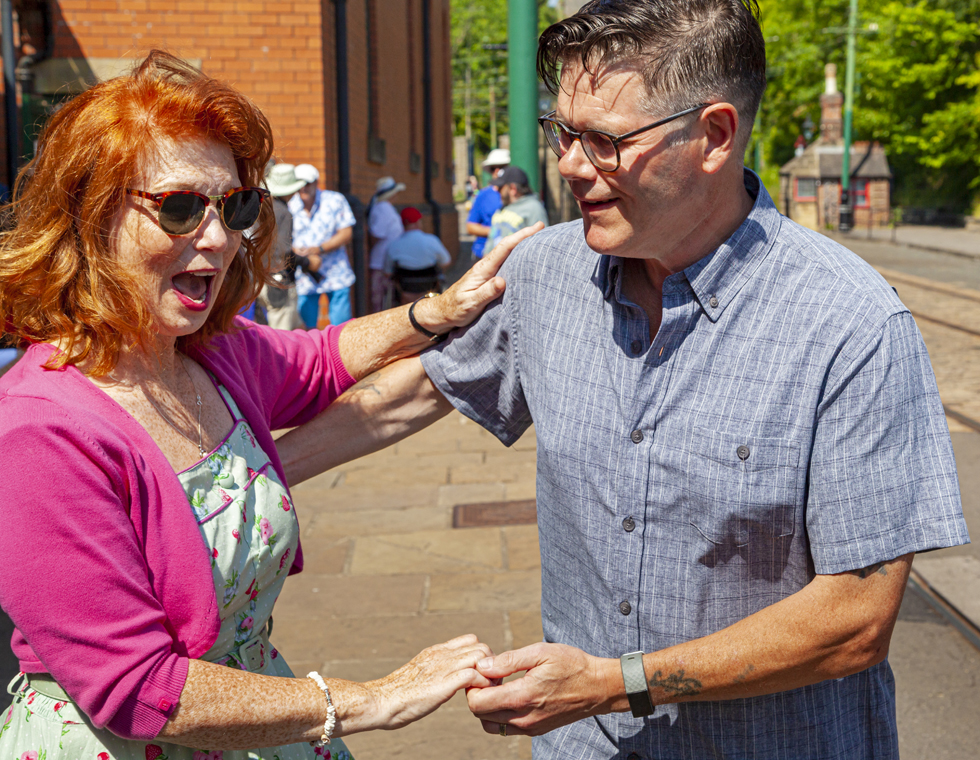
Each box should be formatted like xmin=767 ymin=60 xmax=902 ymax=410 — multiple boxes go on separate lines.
xmin=819 ymin=63 xmax=843 ymax=144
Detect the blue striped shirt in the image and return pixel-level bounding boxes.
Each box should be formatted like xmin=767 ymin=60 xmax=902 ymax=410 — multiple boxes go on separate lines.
xmin=421 ymin=171 xmax=968 ymax=760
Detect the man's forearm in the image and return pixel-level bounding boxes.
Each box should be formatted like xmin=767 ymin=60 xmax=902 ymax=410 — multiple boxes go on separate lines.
xmin=610 ymin=554 xmax=912 ymax=710
xmin=467 ymin=222 xmax=490 ymax=238
xmin=469 ymin=554 xmax=912 ymax=735
xmin=277 ymin=357 xmax=453 ymax=485
xmin=321 ymin=225 xmax=353 ymax=254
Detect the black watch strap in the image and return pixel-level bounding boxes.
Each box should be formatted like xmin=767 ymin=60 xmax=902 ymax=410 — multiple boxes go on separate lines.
xmin=621 ymin=651 xmax=654 ymax=718
xmin=408 ymin=296 xmax=445 ymax=343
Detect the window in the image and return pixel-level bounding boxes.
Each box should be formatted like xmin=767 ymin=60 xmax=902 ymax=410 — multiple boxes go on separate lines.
xmin=795 ymin=177 xmax=817 ymax=201
xmin=851 ymin=179 xmax=868 ymax=208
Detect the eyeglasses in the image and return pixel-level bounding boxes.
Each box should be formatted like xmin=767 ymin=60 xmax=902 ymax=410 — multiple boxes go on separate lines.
xmin=538 ymin=104 xmax=710 ymax=172
xmin=126 ymin=186 xmax=270 ymax=235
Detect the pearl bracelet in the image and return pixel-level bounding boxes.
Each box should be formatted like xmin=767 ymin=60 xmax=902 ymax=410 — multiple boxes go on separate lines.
xmin=307 ymin=671 xmax=335 ymax=747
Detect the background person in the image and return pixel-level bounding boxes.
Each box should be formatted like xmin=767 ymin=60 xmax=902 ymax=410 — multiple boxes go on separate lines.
xmin=0 ymin=51 xmax=536 ymax=760
xmin=257 ymin=162 xmax=317 ymax=330
xmin=288 ymin=163 xmax=355 ymax=328
xmin=385 ymin=206 xmax=453 ymax=304
xmin=367 ymin=176 xmax=406 ymax=312
xmin=466 ymin=147 xmax=510 ymax=260
xmin=486 ymin=165 xmax=549 ymax=251
xmin=277 ymin=1 xmax=968 ymax=758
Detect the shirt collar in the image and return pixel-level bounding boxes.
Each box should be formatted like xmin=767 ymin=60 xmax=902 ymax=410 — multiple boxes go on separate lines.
xmin=598 ymin=170 xmax=781 ymax=320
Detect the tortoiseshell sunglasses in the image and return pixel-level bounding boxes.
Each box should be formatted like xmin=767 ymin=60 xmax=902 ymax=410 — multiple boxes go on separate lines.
xmin=126 ymin=187 xmax=269 ymax=235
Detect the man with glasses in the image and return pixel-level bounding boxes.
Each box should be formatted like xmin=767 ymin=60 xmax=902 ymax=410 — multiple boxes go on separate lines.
xmin=293 ymin=2 xmax=966 ymax=758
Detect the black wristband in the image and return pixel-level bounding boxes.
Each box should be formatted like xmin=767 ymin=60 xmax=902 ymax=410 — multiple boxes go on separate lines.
xmin=408 ymin=296 xmax=446 ymax=343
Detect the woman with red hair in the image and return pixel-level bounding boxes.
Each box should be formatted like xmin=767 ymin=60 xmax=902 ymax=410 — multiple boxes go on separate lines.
xmin=0 ymin=51 xmax=534 ymax=760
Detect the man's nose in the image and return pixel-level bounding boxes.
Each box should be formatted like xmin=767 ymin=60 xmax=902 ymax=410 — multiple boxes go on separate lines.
xmin=557 ymin=138 xmax=598 ymax=181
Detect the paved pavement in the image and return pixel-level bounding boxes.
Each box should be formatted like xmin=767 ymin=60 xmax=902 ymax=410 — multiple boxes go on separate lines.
xmin=830 ymin=224 xmax=980 ymax=259
xmin=279 ymin=416 xmax=540 ymax=759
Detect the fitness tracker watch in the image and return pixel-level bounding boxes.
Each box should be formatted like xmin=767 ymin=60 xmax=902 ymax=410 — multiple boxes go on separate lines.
xmin=620 ymin=651 xmax=654 ymax=718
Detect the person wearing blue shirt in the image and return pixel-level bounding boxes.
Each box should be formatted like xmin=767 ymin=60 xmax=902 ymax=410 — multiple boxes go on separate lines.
xmin=466 ymin=148 xmax=510 ymax=259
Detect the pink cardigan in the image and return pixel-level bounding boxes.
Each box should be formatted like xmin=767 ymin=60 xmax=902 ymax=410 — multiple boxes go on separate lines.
xmin=0 ymin=320 xmax=356 ymax=740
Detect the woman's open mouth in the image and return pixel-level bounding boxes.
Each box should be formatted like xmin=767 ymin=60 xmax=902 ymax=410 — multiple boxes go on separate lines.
xmin=171 ymin=270 xmax=216 ymax=312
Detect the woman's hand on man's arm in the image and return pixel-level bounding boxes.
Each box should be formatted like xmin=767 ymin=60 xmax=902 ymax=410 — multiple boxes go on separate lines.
xmin=336 ymin=222 xmax=542 ymax=381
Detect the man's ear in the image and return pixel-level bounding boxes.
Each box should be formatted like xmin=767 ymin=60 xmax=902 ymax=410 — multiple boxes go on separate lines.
xmin=698 ymin=103 xmax=740 ymax=175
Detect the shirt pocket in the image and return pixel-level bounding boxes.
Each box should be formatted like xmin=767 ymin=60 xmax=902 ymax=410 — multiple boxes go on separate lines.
xmin=685 ymin=427 xmax=801 ymax=548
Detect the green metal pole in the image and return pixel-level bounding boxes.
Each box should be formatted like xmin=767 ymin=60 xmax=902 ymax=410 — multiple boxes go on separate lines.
xmin=508 ymin=0 xmax=539 ymax=192
xmin=839 ymin=0 xmax=858 ymax=231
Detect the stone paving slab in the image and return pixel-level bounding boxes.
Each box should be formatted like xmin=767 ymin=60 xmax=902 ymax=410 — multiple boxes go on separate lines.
xmin=277 ymin=412 xmax=538 ymax=758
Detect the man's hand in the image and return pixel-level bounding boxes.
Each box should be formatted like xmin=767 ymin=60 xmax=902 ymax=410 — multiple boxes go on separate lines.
xmin=466 ymin=642 xmax=620 ymax=736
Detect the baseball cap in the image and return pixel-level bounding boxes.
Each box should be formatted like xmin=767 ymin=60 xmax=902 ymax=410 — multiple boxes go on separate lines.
xmin=481 ymin=148 xmax=511 ymax=168
xmin=294 ymin=164 xmax=320 ymax=185
xmin=491 ymin=165 xmax=529 ymax=187
xmin=400 ymin=206 xmax=423 ymax=225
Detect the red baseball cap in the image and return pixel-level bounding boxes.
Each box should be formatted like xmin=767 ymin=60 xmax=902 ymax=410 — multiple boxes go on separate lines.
xmin=400 ymin=206 xmax=423 ymax=225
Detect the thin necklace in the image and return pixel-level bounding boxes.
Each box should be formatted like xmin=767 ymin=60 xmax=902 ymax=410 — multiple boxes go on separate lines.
xmin=137 ymin=356 xmax=205 ymax=457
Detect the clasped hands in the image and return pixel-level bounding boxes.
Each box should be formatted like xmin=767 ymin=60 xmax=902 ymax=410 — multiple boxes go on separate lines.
xmin=396 ymin=637 xmax=620 ymax=738
xmin=464 ymin=641 xmax=623 ymax=737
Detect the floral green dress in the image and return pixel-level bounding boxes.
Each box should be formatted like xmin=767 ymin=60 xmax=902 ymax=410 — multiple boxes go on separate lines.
xmin=0 ymin=382 xmax=354 ymax=760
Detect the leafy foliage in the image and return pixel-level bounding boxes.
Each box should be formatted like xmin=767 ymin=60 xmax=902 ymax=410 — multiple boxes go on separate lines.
xmin=451 ymin=0 xmax=558 ymax=164
xmin=760 ymin=0 xmax=980 ymax=211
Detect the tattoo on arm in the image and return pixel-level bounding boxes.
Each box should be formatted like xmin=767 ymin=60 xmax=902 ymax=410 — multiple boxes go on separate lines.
xmin=848 ymin=562 xmax=888 ymax=580
xmin=733 ymin=664 xmax=755 ymax=684
xmin=648 ymin=670 xmax=702 ymax=697
xmin=348 ymin=371 xmax=383 ymax=399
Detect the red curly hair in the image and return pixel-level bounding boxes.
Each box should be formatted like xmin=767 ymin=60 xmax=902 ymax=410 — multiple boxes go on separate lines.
xmin=0 ymin=50 xmax=276 ymax=375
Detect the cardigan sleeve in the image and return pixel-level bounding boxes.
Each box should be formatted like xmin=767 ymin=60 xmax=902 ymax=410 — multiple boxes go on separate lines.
xmin=0 ymin=397 xmax=187 ymax=740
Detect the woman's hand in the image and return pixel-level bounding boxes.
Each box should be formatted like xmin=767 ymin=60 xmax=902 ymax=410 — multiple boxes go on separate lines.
xmin=367 ymin=634 xmax=496 ymax=730
xmin=413 ymin=222 xmax=544 ymax=334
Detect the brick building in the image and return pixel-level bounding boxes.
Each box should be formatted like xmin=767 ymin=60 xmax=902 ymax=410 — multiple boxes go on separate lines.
xmin=779 ymin=63 xmax=892 ymax=231
xmin=1 ymin=0 xmax=457 ymax=313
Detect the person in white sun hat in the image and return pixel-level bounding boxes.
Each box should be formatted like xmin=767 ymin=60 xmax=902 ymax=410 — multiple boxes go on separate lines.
xmin=367 ymin=176 xmax=407 ymax=312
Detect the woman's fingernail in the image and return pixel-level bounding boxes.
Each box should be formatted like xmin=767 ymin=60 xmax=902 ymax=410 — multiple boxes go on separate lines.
xmin=478 ymin=657 xmax=493 ymax=669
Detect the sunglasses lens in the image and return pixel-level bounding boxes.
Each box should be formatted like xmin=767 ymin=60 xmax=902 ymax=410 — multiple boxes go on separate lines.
xmin=158 ymin=193 xmax=207 ymax=235
xmin=222 ymin=189 xmax=264 ymax=231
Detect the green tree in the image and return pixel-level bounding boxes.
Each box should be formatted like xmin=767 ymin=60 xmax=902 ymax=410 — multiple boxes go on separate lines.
xmin=759 ymin=0 xmax=980 ymax=212
xmin=451 ymin=0 xmax=557 ymax=166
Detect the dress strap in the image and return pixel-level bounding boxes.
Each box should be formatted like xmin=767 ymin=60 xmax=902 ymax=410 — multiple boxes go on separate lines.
xmin=203 ymin=369 xmax=245 ymax=423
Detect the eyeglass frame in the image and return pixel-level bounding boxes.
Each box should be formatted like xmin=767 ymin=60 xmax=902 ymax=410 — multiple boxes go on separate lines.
xmin=538 ymin=103 xmax=711 ymax=172
xmin=125 ymin=186 xmax=270 ymax=235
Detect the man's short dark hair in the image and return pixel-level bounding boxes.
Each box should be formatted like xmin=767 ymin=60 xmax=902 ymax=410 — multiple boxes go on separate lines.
xmin=537 ymin=0 xmax=766 ymax=150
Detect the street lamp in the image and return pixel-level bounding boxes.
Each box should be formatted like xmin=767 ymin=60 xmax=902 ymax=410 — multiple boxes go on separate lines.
xmin=838 ymin=0 xmax=859 ymax=232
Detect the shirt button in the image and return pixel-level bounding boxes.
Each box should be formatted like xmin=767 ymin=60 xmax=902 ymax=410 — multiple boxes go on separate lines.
xmin=619 ymin=600 xmax=632 ymax=615
xmin=623 ymin=516 xmax=636 ymax=532
xmin=631 ymin=340 xmax=643 ymax=355
xmin=737 ymin=445 xmax=750 ymax=460
xmin=709 ymin=295 xmax=719 ymax=308
xmin=627 ymin=754 xmax=642 ymax=760
xmin=630 ymin=429 xmax=644 ymax=444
